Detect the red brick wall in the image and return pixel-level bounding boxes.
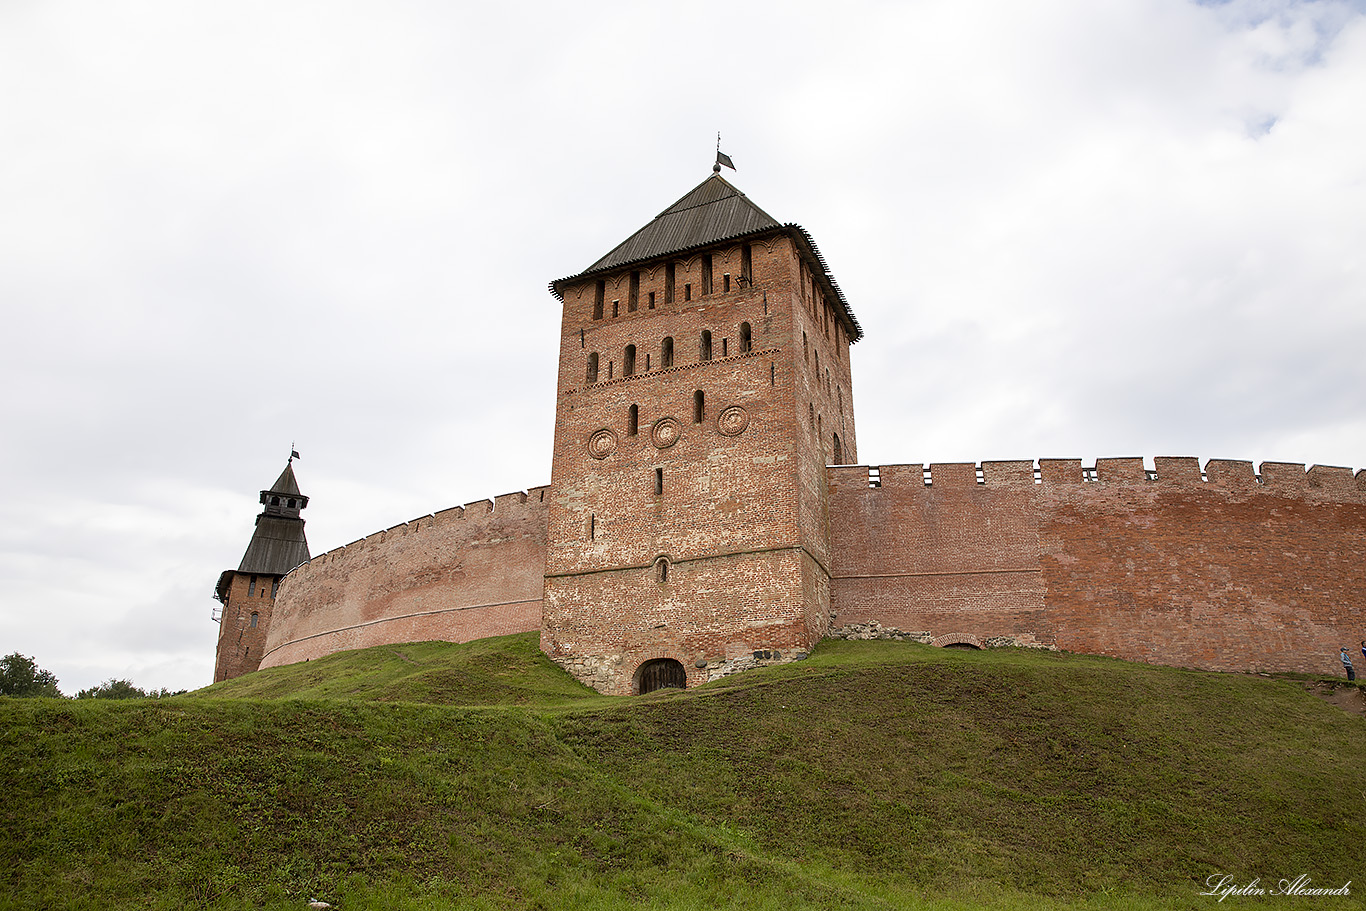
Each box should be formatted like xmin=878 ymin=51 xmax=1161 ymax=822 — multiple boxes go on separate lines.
xmin=543 ymin=234 xmax=857 ymax=693
xmin=829 ymin=458 xmax=1366 ymax=675
xmin=259 ymin=488 xmax=548 ymax=669
xmin=213 ymin=572 xmax=278 ymax=682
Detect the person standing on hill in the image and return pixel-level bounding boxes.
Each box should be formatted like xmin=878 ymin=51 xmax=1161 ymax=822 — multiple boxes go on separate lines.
xmin=1342 ymin=647 xmax=1356 ymax=682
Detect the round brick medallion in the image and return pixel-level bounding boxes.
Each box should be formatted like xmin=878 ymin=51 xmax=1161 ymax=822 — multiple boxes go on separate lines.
xmin=717 ymin=405 xmax=749 ymax=436
xmin=651 ymin=417 xmax=681 ymax=449
xmin=587 ymin=428 xmax=617 ymax=459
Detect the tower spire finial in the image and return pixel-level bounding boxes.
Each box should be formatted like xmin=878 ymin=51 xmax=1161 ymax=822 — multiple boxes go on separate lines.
xmin=714 ymin=133 xmax=735 ymax=173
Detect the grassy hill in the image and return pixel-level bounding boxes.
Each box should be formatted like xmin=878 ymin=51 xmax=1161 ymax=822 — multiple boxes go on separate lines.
xmin=3 ymin=634 xmax=1363 ymax=910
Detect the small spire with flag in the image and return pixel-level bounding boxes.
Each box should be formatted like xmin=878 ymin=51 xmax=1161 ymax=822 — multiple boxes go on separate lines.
xmin=714 ymin=132 xmax=735 ymax=172
xmin=290 ymin=444 xmax=301 ymax=463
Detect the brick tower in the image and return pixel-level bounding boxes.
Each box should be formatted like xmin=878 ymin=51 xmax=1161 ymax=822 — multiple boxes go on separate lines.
xmin=212 ymin=459 xmax=311 ymax=682
xmin=542 ymin=168 xmax=861 ymax=694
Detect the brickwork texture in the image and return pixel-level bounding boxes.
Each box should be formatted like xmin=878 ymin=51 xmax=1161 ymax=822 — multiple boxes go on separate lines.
xmin=226 ymin=174 xmax=1366 ymax=694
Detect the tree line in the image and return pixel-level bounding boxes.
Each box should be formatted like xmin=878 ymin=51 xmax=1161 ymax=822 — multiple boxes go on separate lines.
xmin=0 ymin=652 xmax=185 ymax=699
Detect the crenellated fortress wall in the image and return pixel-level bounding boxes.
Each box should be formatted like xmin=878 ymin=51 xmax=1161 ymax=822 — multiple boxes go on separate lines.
xmin=259 ymin=488 xmax=548 ymax=670
xmin=255 ymin=458 xmax=1366 ymax=681
xmin=829 ymin=458 xmax=1366 ymax=676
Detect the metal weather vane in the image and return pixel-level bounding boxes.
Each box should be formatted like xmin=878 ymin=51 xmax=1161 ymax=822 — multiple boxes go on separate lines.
xmin=715 ymin=132 xmax=735 ymax=172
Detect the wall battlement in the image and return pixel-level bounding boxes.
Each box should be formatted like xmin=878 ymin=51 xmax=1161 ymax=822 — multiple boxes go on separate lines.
xmin=259 ymin=485 xmax=548 ymax=669
xmin=829 ymin=456 xmax=1366 ymax=678
xmin=283 ymin=486 xmax=550 ymax=575
xmin=829 ymin=459 xmax=1366 ymax=501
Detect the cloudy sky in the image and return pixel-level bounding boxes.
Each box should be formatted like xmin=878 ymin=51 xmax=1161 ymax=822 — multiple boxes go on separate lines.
xmin=3 ymin=0 xmax=1364 ymax=695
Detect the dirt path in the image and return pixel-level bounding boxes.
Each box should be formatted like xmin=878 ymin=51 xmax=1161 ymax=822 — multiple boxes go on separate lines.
xmin=1302 ymin=680 xmax=1366 ymax=718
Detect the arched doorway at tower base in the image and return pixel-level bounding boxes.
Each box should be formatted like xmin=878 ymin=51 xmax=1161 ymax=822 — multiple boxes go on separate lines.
xmin=636 ymin=658 xmax=686 ymax=694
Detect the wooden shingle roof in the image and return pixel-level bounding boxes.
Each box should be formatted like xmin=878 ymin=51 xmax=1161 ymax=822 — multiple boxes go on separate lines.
xmin=550 ymin=172 xmax=861 ymax=341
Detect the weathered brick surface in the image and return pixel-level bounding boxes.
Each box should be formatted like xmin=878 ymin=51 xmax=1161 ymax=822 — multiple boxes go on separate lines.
xmin=236 ymin=180 xmax=1366 ymax=694
xmin=830 ymin=461 xmax=1366 ymax=675
xmin=260 ymin=489 xmax=548 ymax=668
xmin=540 ymin=233 xmax=856 ymax=693
xmin=213 ymin=573 xmax=278 ymax=682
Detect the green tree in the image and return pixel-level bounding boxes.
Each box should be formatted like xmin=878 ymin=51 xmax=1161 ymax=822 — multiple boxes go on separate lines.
xmin=0 ymin=652 xmax=63 ymax=697
xmin=76 ymin=678 xmax=148 ymax=700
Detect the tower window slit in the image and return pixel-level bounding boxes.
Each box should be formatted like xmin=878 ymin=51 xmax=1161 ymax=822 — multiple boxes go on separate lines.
xmin=612 ymin=300 xmax=619 ymax=318
xmin=723 ymin=272 xmax=731 ymax=293
xmin=624 ymin=344 xmax=636 ymax=376
xmin=702 ymin=254 xmax=712 ymax=295
xmin=661 ymin=336 xmax=674 ymax=368
xmin=700 ymin=330 xmax=712 ymax=361
xmin=629 ymin=272 xmax=639 ymax=311
xmin=655 ymin=467 xmax=663 ymax=495
xmin=739 ymin=322 xmax=751 ymax=353
xmin=665 ymin=263 xmax=675 ymax=303
xmin=593 ymin=281 xmax=604 ymax=320
xmin=628 ymin=404 xmax=638 ymax=436
xmin=586 ymin=352 xmax=599 ymax=383
xmin=694 ymin=390 xmax=705 ymax=423
xmin=741 ymin=244 xmax=752 ymax=285
xmin=684 ymin=283 xmax=692 ymax=302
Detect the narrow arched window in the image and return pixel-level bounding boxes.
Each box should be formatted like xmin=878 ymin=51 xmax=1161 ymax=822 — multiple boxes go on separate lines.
xmin=741 ymin=244 xmax=753 ymax=285
xmin=655 ymin=556 xmax=670 ymax=583
xmin=624 ymin=345 xmax=636 ymax=376
xmin=701 ymin=254 xmax=713 ymax=295
xmin=833 ymin=433 xmax=843 ymax=465
xmin=250 ymin=612 xmax=259 ymax=629
xmin=661 ymin=337 xmax=674 ymax=368
xmin=700 ymin=330 xmax=712 ymax=361
xmin=586 ymin=352 xmax=599 ymax=383
xmin=271 ymin=496 xmax=280 ymax=506
xmin=739 ymin=322 xmax=751 ymax=353
xmin=628 ymin=404 xmax=638 ymax=436
xmin=593 ymin=281 xmax=605 ymax=320
xmin=694 ymin=390 xmax=705 ymax=423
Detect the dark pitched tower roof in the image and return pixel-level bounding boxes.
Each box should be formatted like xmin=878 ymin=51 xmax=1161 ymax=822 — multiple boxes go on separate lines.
xmin=551 ymin=171 xmax=861 ymax=341
xmin=266 ymin=462 xmax=303 ymax=498
xmin=584 ymin=173 xmax=782 ymax=273
xmin=238 ymin=462 xmax=311 ymax=576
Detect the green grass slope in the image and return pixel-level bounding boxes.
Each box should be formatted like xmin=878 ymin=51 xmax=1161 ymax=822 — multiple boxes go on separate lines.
xmin=3 ymin=634 xmax=1363 ymax=911
xmin=196 ymin=635 xmax=601 ymax=706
